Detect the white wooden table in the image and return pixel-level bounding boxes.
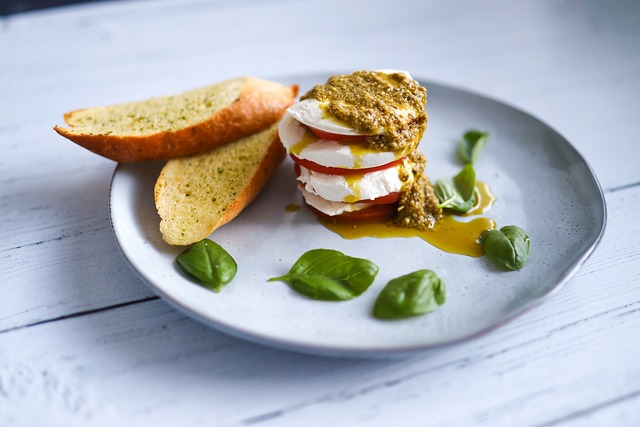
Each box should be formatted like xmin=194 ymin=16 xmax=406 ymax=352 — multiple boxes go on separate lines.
xmin=2 ymin=0 xmax=639 ymax=425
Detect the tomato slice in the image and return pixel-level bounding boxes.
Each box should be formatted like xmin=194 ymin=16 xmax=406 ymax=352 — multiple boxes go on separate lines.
xmin=307 ymin=202 xmax=398 ymax=222
xmin=308 ymin=126 xmax=369 ymax=142
xmin=291 ymin=154 xmax=406 ymax=176
xmin=360 ymin=192 xmax=401 ymax=204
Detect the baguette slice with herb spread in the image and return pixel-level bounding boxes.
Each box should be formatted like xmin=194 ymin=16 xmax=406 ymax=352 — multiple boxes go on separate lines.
xmin=154 ymin=122 xmax=284 ymax=246
xmin=54 ymin=77 xmax=298 ymax=162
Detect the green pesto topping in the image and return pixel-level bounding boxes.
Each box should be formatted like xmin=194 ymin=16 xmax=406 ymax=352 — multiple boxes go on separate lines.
xmin=392 ymin=150 xmax=442 ymax=229
xmin=300 ymin=71 xmax=427 ymax=153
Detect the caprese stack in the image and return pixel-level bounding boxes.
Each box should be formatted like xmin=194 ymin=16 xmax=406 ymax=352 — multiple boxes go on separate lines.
xmin=278 ymin=70 xmax=434 ymax=223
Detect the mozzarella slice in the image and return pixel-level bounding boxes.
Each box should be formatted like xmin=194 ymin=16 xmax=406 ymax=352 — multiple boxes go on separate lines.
xmin=278 ymin=112 xmax=402 ymax=169
xmin=298 ymin=186 xmax=371 ymax=216
xmin=297 ymin=164 xmax=403 ymax=203
xmin=375 ymin=69 xmax=412 ymax=78
xmin=287 ymin=70 xmax=414 ymax=137
xmin=286 ymin=99 xmax=373 ymax=136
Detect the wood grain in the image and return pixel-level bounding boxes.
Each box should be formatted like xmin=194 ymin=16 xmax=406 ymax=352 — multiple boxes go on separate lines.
xmin=1 ymin=0 xmax=639 ymax=425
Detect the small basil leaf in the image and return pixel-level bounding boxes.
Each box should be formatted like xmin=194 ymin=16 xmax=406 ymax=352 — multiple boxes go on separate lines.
xmin=457 ymin=130 xmax=489 ymax=164
xmin=176 ymin=239 xmax=237 ymax=292
xmin=373 ymin=270 xmax=446 ymax=320
xmin=480 ymin=225 xmax=531 ymax=271
xmin=434 ymin=164 xmax=477 ymax=212
xmin=269 ymin=249 xmax=379 ymax=301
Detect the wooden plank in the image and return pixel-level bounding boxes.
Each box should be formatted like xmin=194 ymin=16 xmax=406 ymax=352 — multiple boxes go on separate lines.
xmin=2 ymin=0 xmax=639 ymax=187
xmin=0 ymin=166 xmax=155 ymax=331
xmin=0 ymin=184 xmax=638 ymax=425
xmin=1 ymin=0 xmax=639 ymax=424
xmin=0 ymin=0 xmax=637 ymax=341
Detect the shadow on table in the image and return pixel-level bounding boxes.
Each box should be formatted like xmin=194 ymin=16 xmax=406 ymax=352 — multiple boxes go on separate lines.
xmin=0 ymin=0 xmax=117 ymax=15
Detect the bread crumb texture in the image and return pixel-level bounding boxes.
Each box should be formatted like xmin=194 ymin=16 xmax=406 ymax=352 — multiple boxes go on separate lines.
xmin=65 ymin=79 xmax=247 ymax=136
xmin=54 ymin=77 xmax=297 ymax=162
xmin=155 ymin=123 xmax=282 ymax=245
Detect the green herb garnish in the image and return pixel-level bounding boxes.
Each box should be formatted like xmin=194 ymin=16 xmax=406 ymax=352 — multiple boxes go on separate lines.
xmin=269 ymin=249 xmax=379 ymax=301
xmin=434 ymin=164 xmax=477 ymax=213
xmin=176 ymin=239 xmax=237 ymax=292
xmin=373 ymin=270 xmax=446 ymax=320
xmin=457 ymin=129 xmax=489 ymax=164
xmin=480 ymin=225 xmax=530 ymax=271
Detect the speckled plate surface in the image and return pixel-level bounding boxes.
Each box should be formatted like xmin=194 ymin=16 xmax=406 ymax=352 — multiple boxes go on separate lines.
xmin=109 ymin=74 xmax=606 ymax=357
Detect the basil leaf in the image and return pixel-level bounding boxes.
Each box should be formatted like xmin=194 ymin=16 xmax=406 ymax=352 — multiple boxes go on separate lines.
xmin=269 ymin=249 xmax=379 ymax=301
xmin=480 ymin=225 xmax=531 ymax=270
xmin=457 ymin=130 xmax=489 ymax=164
xmin=373 ymin=270 xmax=446 ymax=320
xmin=176 ymin=239 xmax=237 ymax=292
xmin=434 ymin=164 xmax=477 ymax=212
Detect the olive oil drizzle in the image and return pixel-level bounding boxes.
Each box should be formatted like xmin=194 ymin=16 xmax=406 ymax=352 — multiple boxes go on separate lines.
xmin=343 ymin=174 xmax=363 ymax=203
xmin=285 ymin=203 xmax=301 ymax=212
xmin=321 ymin=215 xmax=495 ymax=258
xmin=346 ymin=142 xmax=365 ymax=169
xmin=289 ymin=128 xmax=318 ymax=157
xmin=318 ymin=182 xmax=497 ymax=257
xmin=465 ymin=181 xmax=496 ymax=216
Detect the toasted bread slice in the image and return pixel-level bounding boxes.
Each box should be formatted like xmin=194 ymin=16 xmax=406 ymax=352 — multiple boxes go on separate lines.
xmin=54 ymin=77 xmax=297 ymax=162
xmin=154 ymin=122 xmax=284 ymax=245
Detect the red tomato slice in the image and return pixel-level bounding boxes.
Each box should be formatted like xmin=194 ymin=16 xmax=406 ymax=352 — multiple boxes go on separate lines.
xmin=360 ymin=192 xmax=401 ymax=204
xmin=291 ymin=155 xmax=406 ymax=176
xmin=308 ymin=126 xmax=369 ymax=142
xmin=307 ymin=202 xmax=398 ymax=222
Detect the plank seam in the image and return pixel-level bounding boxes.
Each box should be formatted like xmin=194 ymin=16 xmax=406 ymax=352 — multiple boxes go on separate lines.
xmin=605 ymin=180 xmax=640 ymax=193
xmin=532 ymin=388 xmax=640 ymax=427
xmin=0 ymin=296 xmax=160 ymax=335
xmin=240 ymin=300 xmax=640 ymax=424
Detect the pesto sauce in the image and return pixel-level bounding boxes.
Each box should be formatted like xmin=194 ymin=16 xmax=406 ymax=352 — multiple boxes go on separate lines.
xmin=300 ymin=71 xmax=427 ymax=153
xmin=392 ymin=150 xmax=442 ymax=229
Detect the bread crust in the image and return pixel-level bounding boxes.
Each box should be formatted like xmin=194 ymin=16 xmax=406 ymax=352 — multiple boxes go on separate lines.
xmin=154 ymin=128 xmax=286 ymax=246
xmin=54 ymin=78 xmax=298 ymax=162
xmin=202 ymin=131 xmax=285 ymax=233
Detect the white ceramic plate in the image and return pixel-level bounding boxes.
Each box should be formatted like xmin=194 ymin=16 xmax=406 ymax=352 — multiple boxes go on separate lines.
xmin=110 ymin=74 xmax=606 ymax=357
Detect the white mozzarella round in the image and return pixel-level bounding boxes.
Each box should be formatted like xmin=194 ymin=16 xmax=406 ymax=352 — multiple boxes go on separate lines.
xmin=286 ymin=70 xmax=414 ymax=137
xmin=278 ymin=112 xmax=308 ymax=149
xmin=286 ymin=99 xmax=372 ymax=136
xmin=298 ymin=186 xmax=371 ymax=216
xmin=296 ymin=165 xmax=403 ymax=203
xmin=278 ymin=112 xmax=401 ymax=169
xmin=375 ymin=69 xmax=412 ymax=78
